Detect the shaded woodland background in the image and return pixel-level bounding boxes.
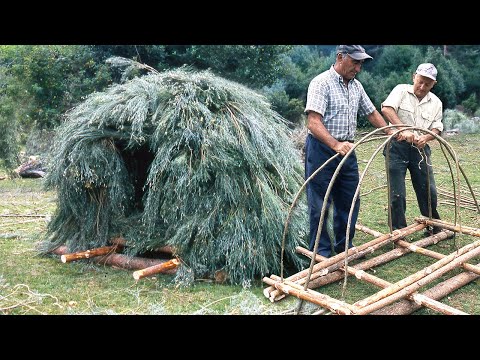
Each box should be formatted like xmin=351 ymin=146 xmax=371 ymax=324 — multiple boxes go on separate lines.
xmin=1 ymin=45 xmax=480 ymax=169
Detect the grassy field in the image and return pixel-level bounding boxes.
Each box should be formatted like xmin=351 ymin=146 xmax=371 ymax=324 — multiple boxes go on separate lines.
xmin=1 ymin=133 xmax=479 ymax=315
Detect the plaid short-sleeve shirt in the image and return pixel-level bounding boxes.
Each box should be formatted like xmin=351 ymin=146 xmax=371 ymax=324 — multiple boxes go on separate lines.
xmin=305 ymin=65 xmax=375 ymax=141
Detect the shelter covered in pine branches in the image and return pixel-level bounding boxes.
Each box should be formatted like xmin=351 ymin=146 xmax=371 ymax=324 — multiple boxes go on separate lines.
xmin=39 ymin=66 xmax=308 ymax=285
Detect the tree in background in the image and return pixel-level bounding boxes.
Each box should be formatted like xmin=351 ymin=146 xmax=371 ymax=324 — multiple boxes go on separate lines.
xmin=89 ymin=45 xmax=292 ymax=89
xmin=0 ymin=46 xmax=112 ymax=130
xmin=262 ymin=46 xmax=334 ymax=125
xmin=0 ymin=45 xmax=293 ymax=169
xmin=0 ymin=67 xmax=23 ymax=168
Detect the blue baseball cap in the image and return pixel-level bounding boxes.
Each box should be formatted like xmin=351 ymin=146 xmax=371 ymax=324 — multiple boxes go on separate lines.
xmin=336 ymin=45 xmax=373 ymax=60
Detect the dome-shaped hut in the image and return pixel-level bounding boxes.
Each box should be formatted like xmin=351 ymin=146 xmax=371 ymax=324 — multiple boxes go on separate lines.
xmin=40 ymin=66 xmax=308 ymax=285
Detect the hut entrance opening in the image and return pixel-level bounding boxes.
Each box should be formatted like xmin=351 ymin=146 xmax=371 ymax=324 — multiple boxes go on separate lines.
xmin=116 ymin=141 xmax=155 ymax=213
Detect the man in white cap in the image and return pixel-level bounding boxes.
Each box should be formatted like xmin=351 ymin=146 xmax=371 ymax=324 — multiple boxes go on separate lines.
xmin=304 ymin=45 xmax=394 ymax=258
xmin=381 ymin=63 xmax=444 ymax=235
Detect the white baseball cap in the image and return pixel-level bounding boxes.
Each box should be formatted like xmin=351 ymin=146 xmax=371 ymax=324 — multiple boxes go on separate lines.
xmin=416 ymin=63 xmax=438 ymax=81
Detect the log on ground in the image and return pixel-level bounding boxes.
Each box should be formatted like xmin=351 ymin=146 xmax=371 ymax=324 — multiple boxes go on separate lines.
xmin=51 ymin=246 xmax=178 ymax=273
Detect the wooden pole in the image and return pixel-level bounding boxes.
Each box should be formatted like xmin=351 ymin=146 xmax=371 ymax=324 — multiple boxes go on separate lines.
xmin=395 ymin=239 xmax=480 ymax=275
xmin=266 ymin=228 xmax=453 ymax=303
xmin=354 ymin=237 xmax=480 ymax=310
xmin=133 ymin=258 xmax=180 ymax=280
xmin=60 ymin=245 xmax=122 ymax=263
xmin=263 ymin=222 xmax=382 ymax=300
xmin=372 ymin=260 xmax=480 ymax=315
xmin=416 ymin=217 xmax=480 ymax=237
xmin=355 ymin=223 xmax=383 ymax=237
xmin=264 ymin=222 xmax=426 ymax=302
xmin=307 ymin=230 xmax=453 ymax=290
xmin=272 ymin=280 xmax=355 ymax=315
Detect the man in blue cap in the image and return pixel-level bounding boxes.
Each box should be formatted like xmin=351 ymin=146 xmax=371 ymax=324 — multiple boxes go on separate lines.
xmin=304 ymin=45 xmax=394 ymax=258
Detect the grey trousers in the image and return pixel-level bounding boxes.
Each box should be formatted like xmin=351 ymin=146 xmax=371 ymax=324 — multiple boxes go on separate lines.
xmin=383 ymin=139 xmax=440 ymax=230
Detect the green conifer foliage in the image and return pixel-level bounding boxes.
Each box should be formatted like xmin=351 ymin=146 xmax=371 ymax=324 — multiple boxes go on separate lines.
xmin=40 ymin=68 xmax=308 ymax=284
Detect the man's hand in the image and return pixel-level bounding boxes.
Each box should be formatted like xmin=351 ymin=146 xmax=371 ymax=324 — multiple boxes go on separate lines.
xmin=413 ymin=134 xmax=428 ymax=149
xmin=333 ymin=141 xmax=354 ymax=156
xmin=396 ymin=130 xmax=415 ymax=143
xmin=384 ymin=128 xmax=397 ymax=137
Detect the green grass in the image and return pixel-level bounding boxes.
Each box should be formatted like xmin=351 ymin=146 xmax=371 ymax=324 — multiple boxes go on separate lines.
xmin=1 ymin=133 xmax=479 ymax=315
xmin=0 ymin=178 xmax=298 ymax=315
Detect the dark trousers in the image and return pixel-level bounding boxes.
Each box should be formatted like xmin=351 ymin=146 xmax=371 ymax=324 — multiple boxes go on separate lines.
xmin=383 ymin=140 xmax=440 ymax=230
xmin=305 ymin=134 xmax=360 ymax=257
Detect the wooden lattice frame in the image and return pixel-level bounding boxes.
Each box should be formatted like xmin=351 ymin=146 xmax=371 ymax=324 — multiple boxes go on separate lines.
xmin=269 ymin=126 xmax=480 ymax=315
xmin=263 ymin=218 xmax=480 ymax=315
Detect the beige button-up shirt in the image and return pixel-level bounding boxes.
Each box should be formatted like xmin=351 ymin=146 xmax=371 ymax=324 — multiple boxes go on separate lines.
xmin=381 ymin=84 xmax=443 ymax=137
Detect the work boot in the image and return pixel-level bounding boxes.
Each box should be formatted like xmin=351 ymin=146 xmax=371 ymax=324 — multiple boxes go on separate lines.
xmin=424 ymin=226 xmax=442 ymax=237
